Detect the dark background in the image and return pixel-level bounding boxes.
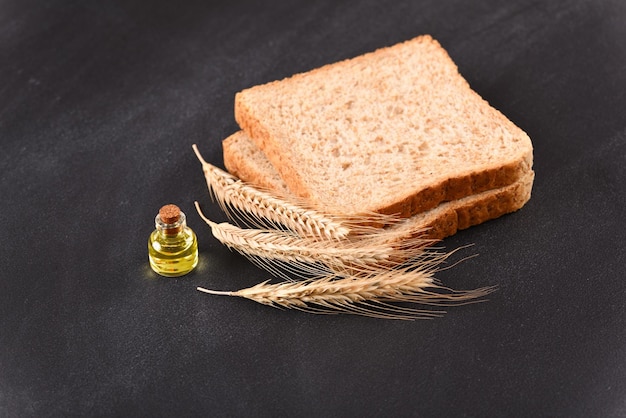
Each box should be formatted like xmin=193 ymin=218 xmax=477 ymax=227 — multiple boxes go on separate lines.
xmin=1 ymin=0 xmax=625 ymax=416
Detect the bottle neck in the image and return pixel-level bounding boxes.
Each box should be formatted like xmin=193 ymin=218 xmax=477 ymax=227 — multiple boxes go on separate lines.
xmin=155 ymin=211 xmax=187 ymax=236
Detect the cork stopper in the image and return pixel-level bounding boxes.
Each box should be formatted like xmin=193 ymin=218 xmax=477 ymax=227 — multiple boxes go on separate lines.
xmin=159 ymin=204 xmax=181 ymax=224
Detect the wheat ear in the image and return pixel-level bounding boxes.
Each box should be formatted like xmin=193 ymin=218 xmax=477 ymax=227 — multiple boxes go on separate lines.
xmin=197 ymin=269 xmax=495 ymax=320
xmin=194 ymin=201 xmax=435 ymax=278
xmin=192 ymin=144 xmax=352 ymax=240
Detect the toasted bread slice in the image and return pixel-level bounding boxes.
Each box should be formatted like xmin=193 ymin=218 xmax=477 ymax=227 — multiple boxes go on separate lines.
xmin=222 ymin=130 xmax=534 ymax=240
xmin=234 ymin=35 xmax=533 ymax=218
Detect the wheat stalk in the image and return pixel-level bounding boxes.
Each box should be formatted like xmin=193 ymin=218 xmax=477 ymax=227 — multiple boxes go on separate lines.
xmin=193 ymin=144 xmax=354 ymax=240
xmin=197 ymin=268 xmax=495 ymax=320
xmin=192 ymin=144 xmax=492 ymax=319
xmin=195 ymin=201 xmax=435 ymax=279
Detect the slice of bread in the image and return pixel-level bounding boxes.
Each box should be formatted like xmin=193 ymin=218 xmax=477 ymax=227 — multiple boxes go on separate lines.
xmin=222 ymin=130 xmax=534 ymax=240
xmin=223 ymin=130 xmax=292 ymax=196
xmin=234 ymin=35 xmax=533 ymax=218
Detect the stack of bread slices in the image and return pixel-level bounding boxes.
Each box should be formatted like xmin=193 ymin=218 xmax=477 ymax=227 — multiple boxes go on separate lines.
xmin=221 ymin=35 xmax=534 ymax=241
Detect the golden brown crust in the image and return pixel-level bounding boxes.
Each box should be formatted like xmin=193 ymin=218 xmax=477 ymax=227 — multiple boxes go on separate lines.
xmin=381 ymin=154 xmax=532 ymax=217
xmin=401 ymin=171 xmax=534 ymax=241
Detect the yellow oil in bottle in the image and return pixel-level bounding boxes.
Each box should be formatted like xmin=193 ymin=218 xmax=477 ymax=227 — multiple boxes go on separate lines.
xmin=148 ymin=204 xmax=198 ymax=277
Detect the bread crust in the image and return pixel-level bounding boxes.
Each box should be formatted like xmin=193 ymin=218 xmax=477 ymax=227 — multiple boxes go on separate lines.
xmin=437 ymin=171 xmax=532 ymax=238
xmin=386 ymin=170 xmax=534 ymax=241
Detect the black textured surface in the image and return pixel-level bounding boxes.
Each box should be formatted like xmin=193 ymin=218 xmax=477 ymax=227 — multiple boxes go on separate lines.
xmin=2 ymin=0 xmax=626 ymax=416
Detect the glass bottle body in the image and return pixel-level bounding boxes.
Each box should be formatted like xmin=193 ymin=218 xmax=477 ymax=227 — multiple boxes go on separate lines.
xmin=148 ymin=208 xmax=198 ymax=277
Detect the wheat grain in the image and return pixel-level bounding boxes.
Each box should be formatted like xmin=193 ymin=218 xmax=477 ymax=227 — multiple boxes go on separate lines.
xmin=194 ymin=201 xmax=435 ymax=279
xmin=197 ymin=268 xmax=495 ymax=320
xmin=191 ymin=144 xmax=492 ymax=319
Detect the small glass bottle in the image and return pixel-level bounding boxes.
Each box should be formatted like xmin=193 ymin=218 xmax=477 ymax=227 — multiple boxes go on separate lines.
xmin=148 ymin=204 xmax=198 ymax=277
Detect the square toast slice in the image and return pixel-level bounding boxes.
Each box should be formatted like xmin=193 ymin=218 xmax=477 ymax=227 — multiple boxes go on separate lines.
xmin=234 ymin=35 xmax=533 ymax=218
